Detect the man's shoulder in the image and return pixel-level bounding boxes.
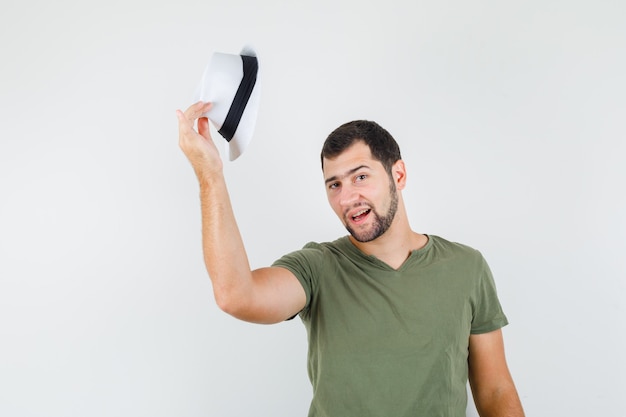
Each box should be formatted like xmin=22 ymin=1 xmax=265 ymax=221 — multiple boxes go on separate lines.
xmin=276 ymin=236 xmax=351 ymax=263
xmin=302 ymin=236 xmax=351 ymax=252
xmin=427 ymin=234 xmax=484 ymax=259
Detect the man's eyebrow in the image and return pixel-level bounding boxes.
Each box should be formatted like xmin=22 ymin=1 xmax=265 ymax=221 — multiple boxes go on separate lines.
xmin=324 ymin=165 xmax=370 ymax=184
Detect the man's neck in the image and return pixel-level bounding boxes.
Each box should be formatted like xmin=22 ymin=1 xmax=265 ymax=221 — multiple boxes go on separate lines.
xmin=349 ymin=219 xmax=427 ymax=270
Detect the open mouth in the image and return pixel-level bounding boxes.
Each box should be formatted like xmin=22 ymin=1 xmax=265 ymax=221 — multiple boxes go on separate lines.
xmin=351 ymin=208 xmax=371 ymax=222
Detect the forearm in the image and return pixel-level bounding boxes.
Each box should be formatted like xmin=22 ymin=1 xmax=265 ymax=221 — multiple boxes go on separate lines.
xmin=197 ymin=173 xmax=255 ymax=313
xmin=177 ymin=102 xmax=263 ymax=317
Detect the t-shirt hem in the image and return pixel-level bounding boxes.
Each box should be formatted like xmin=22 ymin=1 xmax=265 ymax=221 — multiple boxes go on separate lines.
xmin=470 ymin=317 xmax=509 ymax=335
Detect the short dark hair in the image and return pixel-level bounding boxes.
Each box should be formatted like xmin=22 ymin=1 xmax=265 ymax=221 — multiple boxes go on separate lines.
xmin=320 ymin=120 xmax=402 ymax=174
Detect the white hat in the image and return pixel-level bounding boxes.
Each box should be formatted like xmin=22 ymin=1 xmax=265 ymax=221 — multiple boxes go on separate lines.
xmin=194 ymin=46 xmax=261 ymax=161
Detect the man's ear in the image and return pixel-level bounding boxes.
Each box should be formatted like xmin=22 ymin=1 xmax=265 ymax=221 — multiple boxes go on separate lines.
xmin=393 ymin=160 xmax=407 ymax=190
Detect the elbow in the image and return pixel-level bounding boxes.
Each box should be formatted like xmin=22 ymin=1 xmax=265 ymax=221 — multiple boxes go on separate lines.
xmin=213 ymin=287 xmax=241 ymax=316
xmin=212 ymin=285 xmax=279 ymax=324
xmin=213 ymin=285 xmax=254 ymax=320
xmin=207 ymin=270 xmax=249 ymax=317
xmin=472 ymin=383 xmax=525 ymax=417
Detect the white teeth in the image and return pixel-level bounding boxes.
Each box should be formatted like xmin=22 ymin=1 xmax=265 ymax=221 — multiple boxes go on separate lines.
xmin=353 ymin=209 xmax=369 ymax=218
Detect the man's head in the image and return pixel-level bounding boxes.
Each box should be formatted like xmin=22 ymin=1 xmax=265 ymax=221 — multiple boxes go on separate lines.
xmin=320 ymin=120 xmax=402 ymax=176
xmin=321 ymin=121 xmax=405 ymax=243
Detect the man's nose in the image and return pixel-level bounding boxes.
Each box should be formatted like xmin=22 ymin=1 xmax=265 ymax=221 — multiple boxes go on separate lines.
xmin=339 ymin=185 xmax=359 ymax=207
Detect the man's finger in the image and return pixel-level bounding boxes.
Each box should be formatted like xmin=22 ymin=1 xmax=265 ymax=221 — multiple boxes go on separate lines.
xmin=183 ymin=101 xmax=212 ymax=121
xmin=176 ymin=109 xmax=196 ymax=137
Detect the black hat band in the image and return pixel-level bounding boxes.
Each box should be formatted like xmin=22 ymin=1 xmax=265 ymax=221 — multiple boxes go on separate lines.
xmin=218 ymin=55 xmax=258 ymax=142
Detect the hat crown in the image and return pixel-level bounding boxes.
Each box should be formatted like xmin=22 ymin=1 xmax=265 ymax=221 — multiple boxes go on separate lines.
xmin=194 ymin=47 xmax=261 ymax=161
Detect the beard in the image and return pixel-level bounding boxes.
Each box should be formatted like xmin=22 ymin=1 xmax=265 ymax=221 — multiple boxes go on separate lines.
xmin=345 ymin=182 xmax=399 ymax=243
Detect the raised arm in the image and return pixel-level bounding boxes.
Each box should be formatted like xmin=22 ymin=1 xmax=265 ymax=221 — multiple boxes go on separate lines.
xmin=468 ymin=329 xmax=525 ymax=417
xmin=176 ymin=102 xmax=306 ymax=324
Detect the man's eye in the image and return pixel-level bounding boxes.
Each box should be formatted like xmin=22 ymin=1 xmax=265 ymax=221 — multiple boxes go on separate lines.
xmin=356 ymin=174 xmax=367 ymax=182
xmin=329 ymin=183 xmax=339 ymax=190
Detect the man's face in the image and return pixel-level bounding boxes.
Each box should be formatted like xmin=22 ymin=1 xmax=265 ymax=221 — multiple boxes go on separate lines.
xmin=322 ymin=141 xmax=399 ymax=243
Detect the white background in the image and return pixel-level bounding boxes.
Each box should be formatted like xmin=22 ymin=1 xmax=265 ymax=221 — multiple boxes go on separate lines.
xmin=1 ymin=1 xmax=624 ymax=416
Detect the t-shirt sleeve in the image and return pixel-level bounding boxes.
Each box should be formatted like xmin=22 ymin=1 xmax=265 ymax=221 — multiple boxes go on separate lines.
xmin=271 ymin=242 xmax=324 ymax=317
xmin=470 ymin=253 xmax=509 ymax=334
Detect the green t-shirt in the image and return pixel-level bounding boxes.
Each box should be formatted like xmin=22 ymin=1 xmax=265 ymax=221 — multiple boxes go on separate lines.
xmin=273 ymin=234 xmax=508 ymax=417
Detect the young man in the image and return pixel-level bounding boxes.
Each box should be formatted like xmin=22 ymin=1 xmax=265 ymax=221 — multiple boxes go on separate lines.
xmin=177 ymin=101 xmax=525 ymax=417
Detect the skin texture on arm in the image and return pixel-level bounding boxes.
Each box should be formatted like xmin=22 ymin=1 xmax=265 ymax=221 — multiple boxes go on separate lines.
xmin=468 ymin=329 xmax=525 ymax=417
xmin=176 ymin=102 xmax=306 ymax=324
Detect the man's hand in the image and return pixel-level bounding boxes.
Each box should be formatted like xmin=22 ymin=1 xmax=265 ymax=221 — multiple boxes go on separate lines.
xmin=177 ymin=101 xmax=223 ymax=179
